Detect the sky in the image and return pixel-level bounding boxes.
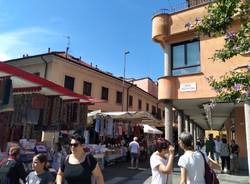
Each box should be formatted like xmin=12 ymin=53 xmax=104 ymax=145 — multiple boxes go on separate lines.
xmin=0 ymin=0 xmax=185 ymax=81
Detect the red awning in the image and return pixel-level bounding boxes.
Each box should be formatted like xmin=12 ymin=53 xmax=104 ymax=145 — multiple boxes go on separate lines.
xmin=0 ymin=62 xmax=101 ymax=104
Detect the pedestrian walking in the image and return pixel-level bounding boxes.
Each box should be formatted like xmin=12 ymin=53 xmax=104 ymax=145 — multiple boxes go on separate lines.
xmin=219 ymin=137 xmax=231 ymax=173
xmin=26 ymin=154 xmax=54 ymax=184
xmin=214 ymin=136 xmax=222 ymax=164
xmin=56 ymin=132 xmax=104 ymax=184
xmin=230 ymin=140 xmax=239 ymax=172
xmin=150 ymin=138 xmax=174 ymax=184
xmin=205 ymin=133 xmax=215 ymax=160
xmin=129 ymin=137 xmax=140 ymax=169
xmin=0 ymin=145 xmax=26 ymax=184
xmin=178 ymin=132 xmax=220 ymax=184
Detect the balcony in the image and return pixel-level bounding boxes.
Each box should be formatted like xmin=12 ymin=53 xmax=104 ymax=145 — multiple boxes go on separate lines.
xmin=152 ymin=0 xmax=210 ymax=43
xmin=153 ymin=0 xmax=212 ymax=16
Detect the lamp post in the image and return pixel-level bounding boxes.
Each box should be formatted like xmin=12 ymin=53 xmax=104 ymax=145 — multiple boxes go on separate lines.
xmin=122 ymin=50 xmax=130 ymax=111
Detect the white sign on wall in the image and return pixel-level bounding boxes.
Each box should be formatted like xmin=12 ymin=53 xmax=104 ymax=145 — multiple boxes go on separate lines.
xmin=180 ymin=82 xmax=197 ymax=92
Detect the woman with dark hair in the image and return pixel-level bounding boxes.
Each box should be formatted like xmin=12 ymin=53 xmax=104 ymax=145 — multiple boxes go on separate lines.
xmin=56 ymin=132 xmax=104 ymax=184
xmin=178 ymin=132 xmax=220 ymax=184
xmin=150 ymin=138 xmax=175 ymax=184
xmin=26 ymin=154 xmax=54 ymax=184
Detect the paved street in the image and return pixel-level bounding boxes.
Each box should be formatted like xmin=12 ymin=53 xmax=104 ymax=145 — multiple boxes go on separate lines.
xmin=103 ymin=159 xmax=250 ymax=184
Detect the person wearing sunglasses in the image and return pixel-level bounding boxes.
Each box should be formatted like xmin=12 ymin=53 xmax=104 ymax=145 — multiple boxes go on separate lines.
xmin=56 ymin=132 xmax=104 ymax=184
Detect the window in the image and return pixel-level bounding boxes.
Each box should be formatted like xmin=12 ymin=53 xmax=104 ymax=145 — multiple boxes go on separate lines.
xmin=146 ymin=103 xmax=149 ymax=112
xmin=83 ymin=81 xmax=92 ymax=96
xmin=171 ymin=40 xmax=200 ymax=76
xmin=152 ymin=105 xmax=156 ymax=116
xmin=101 ymin=87 xmax=109 ymax=100
xmin=157 ymin=108 xmax=162 ymax=119
xmin=138 ymin=99 xmax=142 ymax=110
xmin=116 ymin=91 xmax=123 ymax=104
xmin=64 ymin=75 xmax=75 ymax=91
xmin=128 ymin=95 xmax=133 ymax=107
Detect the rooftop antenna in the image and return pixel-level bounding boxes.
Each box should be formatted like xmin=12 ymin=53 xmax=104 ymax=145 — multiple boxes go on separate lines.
xmin=65 ymin=35 xmax=70 ymax=57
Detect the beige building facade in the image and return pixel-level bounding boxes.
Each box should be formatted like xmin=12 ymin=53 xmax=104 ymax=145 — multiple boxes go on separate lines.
xmin=5 ymin=52 xmax=165 ymax=123
xmin=152 ymin=1 xmax=249 ymax=169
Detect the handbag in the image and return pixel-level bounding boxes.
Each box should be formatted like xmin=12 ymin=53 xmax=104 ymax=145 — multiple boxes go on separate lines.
xmin=199 ymin=151 xmax=220 ymax=184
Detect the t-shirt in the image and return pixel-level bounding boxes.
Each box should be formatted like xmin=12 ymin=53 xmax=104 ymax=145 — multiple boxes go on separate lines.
xmin=0 ymin=159 xmax=26 ymax=184
xmin=150 ymin=152 xmax=171 ymax=184
xmin=178 ymin=151 xmax=207 ymax=184
xmin=214 ymin=140 xmax=221 ymax=153
xmin=26 ymin=171 xmax=54 ymax=184
xmin=231 ymin=144 xmax=239 ymax=156
xmin=60 ymin=154 xmax=97 ymax=184
xmin=129 ymin=141 xmax=139 ymax=154
xmin=219 ymin=143 xmax=230 ymax=156
xmin=205 ymin=139 xmax=215 ymax=153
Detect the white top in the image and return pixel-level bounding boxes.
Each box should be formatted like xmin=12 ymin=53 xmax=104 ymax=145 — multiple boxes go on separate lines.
xmin=178 ymin=151 xmax=207 ymax=184
xmin=129 ymin=141 xmax=139 ymax=153
xmin=214 ymin=140 xmax=221 ymax=153
xmin=150 ymin=152 xmax=171 ymax=184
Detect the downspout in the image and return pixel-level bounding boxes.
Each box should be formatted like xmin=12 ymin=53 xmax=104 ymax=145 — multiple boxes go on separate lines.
xmin=126 ymin=84 xmax=134 ymax=111
xmin=41 ymin=56 xmax=48 ymax=79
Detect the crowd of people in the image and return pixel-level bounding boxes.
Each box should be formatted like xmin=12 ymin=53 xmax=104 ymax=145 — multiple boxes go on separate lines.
xmin=149 ymin=132 xmax=240 ymax=184
xmin=0 ymin=131 xmax=240 ymax=184
xmin=205 ymin=133 xmax=239 ymax=173
xmin=0 ymin=132 xmax=104 ymax=184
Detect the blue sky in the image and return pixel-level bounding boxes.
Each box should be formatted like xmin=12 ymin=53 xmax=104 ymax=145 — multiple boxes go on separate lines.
xmin=0 ymin=0 xmax=185 ymax=81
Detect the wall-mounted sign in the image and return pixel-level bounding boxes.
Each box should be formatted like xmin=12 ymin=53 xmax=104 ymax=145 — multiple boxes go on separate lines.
xmin=180 ymin=82 xmax=197 ymax=92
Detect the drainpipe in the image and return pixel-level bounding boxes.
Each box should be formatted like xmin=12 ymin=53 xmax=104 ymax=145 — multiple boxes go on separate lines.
xmin=41 ymin=56 xmax=48 ymax=79
xmin=126 ymin=84 xmax=134 ymax=111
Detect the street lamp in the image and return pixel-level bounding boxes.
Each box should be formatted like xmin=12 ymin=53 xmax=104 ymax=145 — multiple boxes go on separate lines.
xmin=122 ymin=50 xmax=130 ymax=111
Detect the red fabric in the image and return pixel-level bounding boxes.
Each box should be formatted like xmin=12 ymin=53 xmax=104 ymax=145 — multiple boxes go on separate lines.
xmin=0 ymin=62 xmax=101 ymax=103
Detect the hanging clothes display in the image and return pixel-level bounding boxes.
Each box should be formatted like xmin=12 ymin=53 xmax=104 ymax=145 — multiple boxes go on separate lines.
xmin=0 ymin=78 xmax=14 ymax=113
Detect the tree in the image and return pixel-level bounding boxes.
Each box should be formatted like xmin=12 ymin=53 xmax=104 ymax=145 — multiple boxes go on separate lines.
xmin=197 ymin=0 xmax=250 ymax=62
xmin=193 ymin=0 xmax=250 ymax=177
xmin=185 ymin=0 xmax=250 ymax=103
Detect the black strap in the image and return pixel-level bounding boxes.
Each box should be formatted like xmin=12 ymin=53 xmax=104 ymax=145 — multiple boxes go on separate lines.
xmin=199 ymin=151 xmax=207 ymax=177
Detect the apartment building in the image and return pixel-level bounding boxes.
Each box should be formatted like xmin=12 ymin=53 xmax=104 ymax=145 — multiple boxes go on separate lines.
xmin=5 ymin=52 xmax=165 ymax=123
xmin=152 ymin=0 xmax=249 ymax=169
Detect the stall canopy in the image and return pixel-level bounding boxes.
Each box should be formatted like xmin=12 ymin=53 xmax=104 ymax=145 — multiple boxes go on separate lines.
xmin=88 ymin=111 xmax=158 ymax=120
xmin=143 ymin=124 xmax=163 ymax=135
xmin=0 ymin=62 xmax=101 ymax=104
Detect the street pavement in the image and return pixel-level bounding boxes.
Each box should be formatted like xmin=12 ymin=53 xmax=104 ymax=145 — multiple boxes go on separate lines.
xmin=103 ymin=159 xmax=250 ymax=184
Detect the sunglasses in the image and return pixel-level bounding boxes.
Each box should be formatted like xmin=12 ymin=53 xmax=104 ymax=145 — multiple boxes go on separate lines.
xmin=69 ymin=143 xmax=80 ymax=147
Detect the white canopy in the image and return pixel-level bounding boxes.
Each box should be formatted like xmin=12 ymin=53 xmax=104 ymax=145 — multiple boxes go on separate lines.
xmin=87 ymin=111 xmax=157 ymax=120
xmin=143 ymin=124 xmax=163 ymax=135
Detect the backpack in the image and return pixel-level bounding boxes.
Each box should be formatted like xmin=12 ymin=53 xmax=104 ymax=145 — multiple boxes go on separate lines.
xmin=0 ymin=160 xmax=17 ymax=184
xmin=199 ymin=151 xmax=220 ymax=184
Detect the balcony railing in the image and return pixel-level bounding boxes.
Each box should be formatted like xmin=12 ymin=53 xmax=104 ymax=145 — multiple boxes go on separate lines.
xmin=153 ymin=0 xmax=212 ymax=16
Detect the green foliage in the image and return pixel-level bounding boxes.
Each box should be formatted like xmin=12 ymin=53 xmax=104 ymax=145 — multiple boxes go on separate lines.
xmin=196 ymin=0 xmax=250 ymax=61
xmin=208 ymin=70 xmax=250 ymax=103
xmin=192 ymin=0 xmax=250 ymax=103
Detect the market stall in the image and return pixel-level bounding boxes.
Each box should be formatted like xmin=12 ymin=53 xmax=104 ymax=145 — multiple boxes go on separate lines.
xmin=86 ymin=110 xmax=163 ymax=167
xmin=0 ymin=62 xmax=99 ymax=150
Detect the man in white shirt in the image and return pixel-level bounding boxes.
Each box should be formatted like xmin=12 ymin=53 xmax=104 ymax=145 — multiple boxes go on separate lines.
xmin=129 ymin=137 xmax=140 ymax=169
xmin=214 ymin=135 xmax=221 ymax=163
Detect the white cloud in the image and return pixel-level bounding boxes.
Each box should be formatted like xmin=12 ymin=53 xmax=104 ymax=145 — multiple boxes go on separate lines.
xmin=0 ymin=27 xmax=61 ymax=60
